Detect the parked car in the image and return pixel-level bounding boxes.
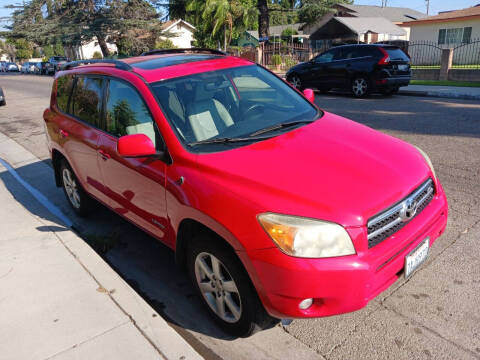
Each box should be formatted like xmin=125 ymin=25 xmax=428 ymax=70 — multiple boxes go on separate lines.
xmin=286 ymin=44 xmax=411 ymax=97
xmin=0 ymin=87 xmax=5 ymax=106
xmin=33 ymin=62 xmax=48 ymax=75
xmin=4 ymin=62 xmax=19 ymax=72
xmin=44 ymin=51 xmax=447 ymax=337
xmin=45 ymin=56 xmax=69 ymax=74
xmin=21 ymin=62 xmax=35 ymax=74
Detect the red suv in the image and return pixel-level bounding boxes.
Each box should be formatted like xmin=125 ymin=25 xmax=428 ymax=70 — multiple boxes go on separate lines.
xmin=44 ymin=49 xmax=448 ymax=337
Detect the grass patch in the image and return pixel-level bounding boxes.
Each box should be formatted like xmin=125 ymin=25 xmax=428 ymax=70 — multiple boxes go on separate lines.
xmin=411 ymin=65 xmax=480 ymax=70
xmin=410 ymin=80 xmax=480 ymax=87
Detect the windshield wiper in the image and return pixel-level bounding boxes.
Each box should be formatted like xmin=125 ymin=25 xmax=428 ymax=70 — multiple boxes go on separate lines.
xmin=249 ymin=120 xmax=315 ymax=137
xmin=189 ymin=136 xmax=272 ymax=146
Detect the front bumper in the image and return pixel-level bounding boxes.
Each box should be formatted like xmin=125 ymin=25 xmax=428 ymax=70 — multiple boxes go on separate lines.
xmin=244 ymin=182 xmax=448 ymax=319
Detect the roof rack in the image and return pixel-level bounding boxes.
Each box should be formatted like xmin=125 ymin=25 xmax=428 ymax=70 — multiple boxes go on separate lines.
xmin=141 ymin=48 xmax=227 ymax=57
xmin=61 ymin=59 xmax=132 ymax=71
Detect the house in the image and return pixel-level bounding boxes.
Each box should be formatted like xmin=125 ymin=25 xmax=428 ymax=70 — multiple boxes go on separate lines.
xmin=160 ymin=19 xmax=196 ymax=48
xmin=67 ymin=37 xmax=118 ymax=60
xmin=400 ymin=5 xmax=480 ymax=47
xmin=303 ymin=5 xmax=426 ymax=48
xmin=236 ymin=23 xmax=308 ymax=47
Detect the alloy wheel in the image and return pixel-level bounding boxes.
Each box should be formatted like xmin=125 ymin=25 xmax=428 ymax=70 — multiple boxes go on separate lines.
xmin=62 ymin=168 xmax=81 ymax=209
xmin=352 ymin=78 xmax=368 ymax=97
xmin=194 ymin=252 xmax=242 ymax=323
xmin=290 ymin=75 xmax=302 ymax=89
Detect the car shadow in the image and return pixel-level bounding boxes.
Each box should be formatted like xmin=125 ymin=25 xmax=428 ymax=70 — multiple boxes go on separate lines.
xmin=0 ymin=159 xmax=237 ymax=343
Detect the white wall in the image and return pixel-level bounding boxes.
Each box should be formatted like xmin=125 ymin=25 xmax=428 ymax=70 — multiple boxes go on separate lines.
xmin=162 ymin=23 xmax=195 ymax=48
xmin=408 ymin=19 xmax=480 ymax=47
xmin=77 ymin=37 xmax=118 ymax=59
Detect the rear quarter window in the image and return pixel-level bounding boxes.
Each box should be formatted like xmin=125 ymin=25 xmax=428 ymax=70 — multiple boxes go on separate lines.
xmin=384 ymin=47 xmax=409 ymax=61
xmin=56 ymin=75 xmax=74 ymax=113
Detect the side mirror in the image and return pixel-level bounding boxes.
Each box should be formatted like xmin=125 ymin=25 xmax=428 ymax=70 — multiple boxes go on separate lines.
xmin=303 ymin=88 xmax=315 ymax=104
xmin=118 ymin=134 xmax=157 ymax=158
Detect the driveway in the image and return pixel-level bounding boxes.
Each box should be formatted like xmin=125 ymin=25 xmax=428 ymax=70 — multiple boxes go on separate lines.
xmin=1 ymin=74 xmax=479 ymax=360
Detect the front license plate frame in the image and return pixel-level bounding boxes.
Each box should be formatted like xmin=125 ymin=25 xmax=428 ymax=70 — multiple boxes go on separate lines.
xmin=405 ymin=237 xmax=429 ymax=279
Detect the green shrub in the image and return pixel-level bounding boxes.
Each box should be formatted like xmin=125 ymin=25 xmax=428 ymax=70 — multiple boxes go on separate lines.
xmin=271 ymin=54 xmax=282 ymax=66
xmin=155 ymin=39 xmax=177 ymax=49
xmin=283 ymin=55 xmax=297 ymax=69
xmin=91 ymin=51 xmax=103 ymax=59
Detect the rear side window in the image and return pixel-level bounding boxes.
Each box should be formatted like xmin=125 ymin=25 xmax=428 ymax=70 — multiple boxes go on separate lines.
xmin=105 ymin=79 xmax=157 ymax=146
xmin=56 ymin=75 xmax=74 ymax=113
xmin=71 ymin=76 xmax=104 ymax=127
xmin=384 ymin=47 xmax=409 ymax=61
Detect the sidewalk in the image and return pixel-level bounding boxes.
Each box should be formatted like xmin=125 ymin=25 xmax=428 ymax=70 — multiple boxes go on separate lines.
xmin=398 ymin=85 xmax=480 ymax=101
xmin=0 ymin=133 xmax=202 ymax=359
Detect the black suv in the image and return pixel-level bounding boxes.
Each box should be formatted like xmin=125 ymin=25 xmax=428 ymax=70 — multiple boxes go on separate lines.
xmin=286 ymin=44 xmax=411 ymax=97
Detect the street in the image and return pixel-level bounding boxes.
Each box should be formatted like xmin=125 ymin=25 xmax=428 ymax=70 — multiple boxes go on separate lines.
xmin=1 ymin=74 xmax=479 ymax=360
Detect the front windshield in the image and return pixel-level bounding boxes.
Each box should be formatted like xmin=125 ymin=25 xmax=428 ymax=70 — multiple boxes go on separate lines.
xmin=151 ymin=65 xmax=319 ymax=150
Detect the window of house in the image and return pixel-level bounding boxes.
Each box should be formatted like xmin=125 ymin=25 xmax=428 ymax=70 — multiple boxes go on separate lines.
xmin=438 ymin=27 xmax=472 ymax=45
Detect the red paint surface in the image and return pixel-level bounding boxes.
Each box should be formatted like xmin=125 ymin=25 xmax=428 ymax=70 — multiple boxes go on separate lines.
xmin=46 ymin=54 xmax=449 ymax=319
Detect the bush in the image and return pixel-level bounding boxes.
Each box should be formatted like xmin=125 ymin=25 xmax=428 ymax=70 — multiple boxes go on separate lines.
xmin=283 ymin=55 xmax=297 ymax=69
xmin=271 ymin=54 xmax=282 ymax=66
xmin=281 ymin=28 xmax=298 ymax=38
xmin=155 ymin=39 xmax=177 ymax=49
xmin=91 ymin=51 xmax=103 ymax=59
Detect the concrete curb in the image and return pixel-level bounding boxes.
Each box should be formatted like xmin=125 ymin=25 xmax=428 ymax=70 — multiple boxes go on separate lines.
xmin=398 ymin=89 xmax=480 ymax=101
xmin=0 ymin=132 xmax=203 ymax=360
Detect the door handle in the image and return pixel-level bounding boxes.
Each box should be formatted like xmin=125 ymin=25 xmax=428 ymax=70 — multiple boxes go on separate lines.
xmin=59 ymin=129 xmax=68 ymax=138
xmin=98 ymin=149 xmax=111 ymax=160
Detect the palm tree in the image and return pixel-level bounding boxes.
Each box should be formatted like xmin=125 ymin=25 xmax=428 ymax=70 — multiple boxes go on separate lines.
xmin=202 ymin=0 xmax=257 ymax=51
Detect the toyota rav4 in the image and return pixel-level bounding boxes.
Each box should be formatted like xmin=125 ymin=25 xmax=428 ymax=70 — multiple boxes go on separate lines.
xmin=44 ymin=49 xmax=448 ymax=337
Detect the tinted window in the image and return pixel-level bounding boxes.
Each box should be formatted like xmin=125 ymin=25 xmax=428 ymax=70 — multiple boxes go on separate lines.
xmin=56 ymin=75 xmax=75 ymax=113
xmin=344 ymin=46 xmax=373 ymax=59
xmin=315 ymin=49 xmax=338 ymax=63
xmin=384 ymin=47 xmax=409 ymax=61
xmin=71 ymin=76 xmax=104 ymax=126
xmin=105 ymin=79 xmax=157 ymax=146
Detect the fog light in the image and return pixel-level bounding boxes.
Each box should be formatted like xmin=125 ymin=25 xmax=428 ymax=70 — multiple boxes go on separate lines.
xmin=299 ymin=298 xmax=313 ymax=310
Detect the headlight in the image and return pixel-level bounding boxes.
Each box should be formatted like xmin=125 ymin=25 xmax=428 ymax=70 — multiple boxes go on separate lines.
xmin=257 ymin=213 xmax=356 ymax=258
xmin=415 ymin=146 xmax=436 ymax=180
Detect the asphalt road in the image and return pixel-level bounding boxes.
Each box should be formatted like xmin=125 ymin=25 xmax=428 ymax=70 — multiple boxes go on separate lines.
xmin=1 ymin=74 xmax=479 ymax=360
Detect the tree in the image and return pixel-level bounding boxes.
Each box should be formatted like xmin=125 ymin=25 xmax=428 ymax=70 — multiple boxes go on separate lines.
xmin=257 ymin=0 xmax=269 ymax=40
xmin=7 ymin=38 xmax=33 ymax=60
xmin=298 ymin=0 xmax=353 ymax=25
xmin=186 ymin=0 xmax=257 ymax=50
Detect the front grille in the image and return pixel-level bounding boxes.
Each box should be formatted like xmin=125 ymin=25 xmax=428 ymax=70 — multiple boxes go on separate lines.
xmin=367 ymin=179 xmax=435 ymax=248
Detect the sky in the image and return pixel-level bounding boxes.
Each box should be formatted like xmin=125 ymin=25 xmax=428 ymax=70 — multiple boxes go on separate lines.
xmin=0 ymin=0 xmax=479 ymax=32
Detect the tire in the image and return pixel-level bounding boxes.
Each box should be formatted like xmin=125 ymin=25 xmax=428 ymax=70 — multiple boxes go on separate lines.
xmin=0 ymin=100 xmax=6 ymax=106
xmin=351 ymin=76 xmax=370 ymax=98
xmin=187 ymin=235 xmax=277 ymax=337
xmin=287 ymin=74 xmax=303 ymax=90
xmin=60 ymin=160 xmax=92 ymax=217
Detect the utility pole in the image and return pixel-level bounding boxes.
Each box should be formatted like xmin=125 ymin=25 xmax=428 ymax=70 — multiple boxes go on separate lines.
xmin=426 ymin=0 xmax=430 ymax=15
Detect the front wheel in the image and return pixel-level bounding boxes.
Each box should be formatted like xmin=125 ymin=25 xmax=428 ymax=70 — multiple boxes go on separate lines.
xmin=187 ymin=235 xmax=277 ymax=337
xmin=351 ymin=76 xmax=370 ymax=98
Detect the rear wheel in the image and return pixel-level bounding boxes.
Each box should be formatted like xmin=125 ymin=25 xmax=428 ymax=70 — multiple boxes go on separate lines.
xmin=187 ymin=235 xmax=277 ymax=337
xmin=60 ymin=160 xmax=92 ymax=217
xmin=351 ymin=76 xmax=370 ymax=98
xmin=288 ymin=74 xmax=303 ymax=90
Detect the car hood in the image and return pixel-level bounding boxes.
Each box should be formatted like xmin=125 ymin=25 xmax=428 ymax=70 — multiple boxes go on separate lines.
xmin=287 ymin=62 xmax=309 ymax=73
xmin=195 ymin=112 xmax=431 ymax=227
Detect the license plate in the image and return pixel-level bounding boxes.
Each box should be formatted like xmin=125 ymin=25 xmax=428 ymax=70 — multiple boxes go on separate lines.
xmin=405 ymin=237 xmax=429 ymax=278
xmin=398 ymin=64 xmax=409 ymax=71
